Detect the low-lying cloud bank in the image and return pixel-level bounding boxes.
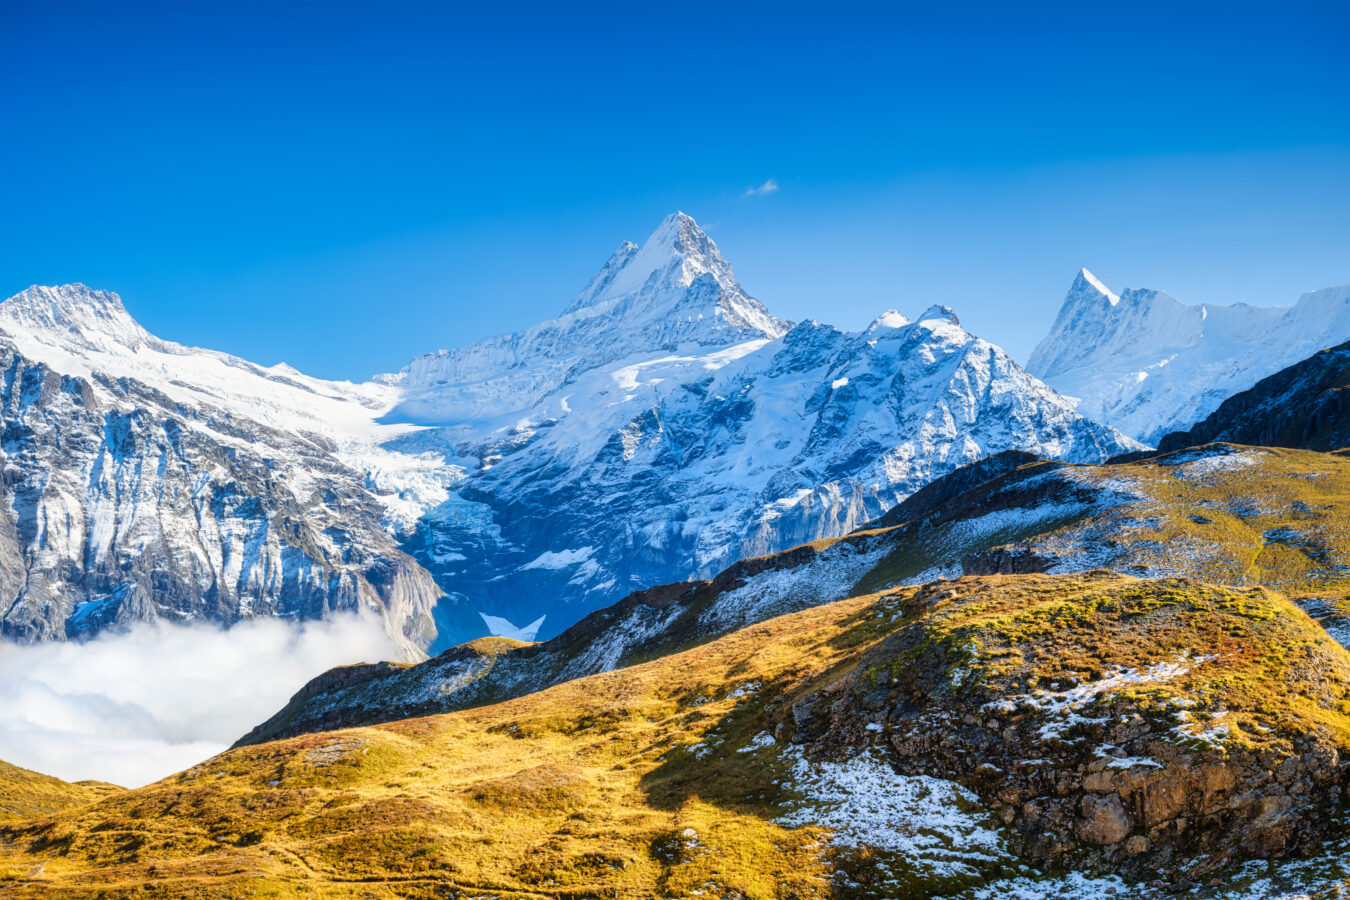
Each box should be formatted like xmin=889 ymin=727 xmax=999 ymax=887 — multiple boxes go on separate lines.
xmin=0 ymin=615 xmax=401 ymax=788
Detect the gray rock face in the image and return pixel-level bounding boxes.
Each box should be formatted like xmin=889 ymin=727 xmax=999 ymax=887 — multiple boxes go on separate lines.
xmin=0 ymin=290 xmax=442 ymax=656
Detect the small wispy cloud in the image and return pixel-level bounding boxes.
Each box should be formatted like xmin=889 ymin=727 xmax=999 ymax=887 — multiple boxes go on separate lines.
xmin=743 ymin=178 xmax=779 ymax=197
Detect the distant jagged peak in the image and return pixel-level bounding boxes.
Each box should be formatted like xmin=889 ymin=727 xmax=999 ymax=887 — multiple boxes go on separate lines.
xmin=916 ymin=304 xmax=961 ymax=326
xmin=861 ymin=308 xmax=905 ymax=330
xmin=0 ymin=283 xmax=153 ymax=352
xmin=567 ymin=241 xmax=639 ymax=314
xmin=1074 ymin=267 xmax=1119 ymax=306
xmin=562 ymin=211 xmax=762 ymax=323
xmin=393 ymin=213 xmax=791 ymax=415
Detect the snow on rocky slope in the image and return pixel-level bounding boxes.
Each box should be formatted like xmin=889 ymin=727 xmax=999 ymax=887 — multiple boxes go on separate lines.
xmin=0 ymin=214 xmax=1139 ymax=650
xmin=1027 ymin=269 xmax=1350 ymax=445
xmin=1157 ymin=339 xmax=1350 ymax=453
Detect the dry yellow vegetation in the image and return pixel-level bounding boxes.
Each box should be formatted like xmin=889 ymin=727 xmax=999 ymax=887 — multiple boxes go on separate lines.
xmin=2 ymin=571 xmax=1348 ymax=899
xmin=0 ymin=762 xmax=120 ymax=825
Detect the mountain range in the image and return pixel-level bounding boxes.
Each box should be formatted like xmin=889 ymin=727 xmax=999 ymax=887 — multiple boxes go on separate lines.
xmin=0 ymin=214 xmax=1344 ymax=654
xmin=0 ymin=213 xmax=1145 ymax=651
xmin=6 ymin=440 xmax=1349 ymax=897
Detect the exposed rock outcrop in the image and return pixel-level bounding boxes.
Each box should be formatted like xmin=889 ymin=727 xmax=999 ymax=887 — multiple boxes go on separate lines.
xmin=785 ymin=574 xmax=1350 ymax=878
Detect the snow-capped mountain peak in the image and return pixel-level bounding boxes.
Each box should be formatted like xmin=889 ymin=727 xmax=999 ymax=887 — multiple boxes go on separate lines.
xmin=392 ymin=212 xmax=789 ymax=423
xmin=567 ymin=241 xmax=640 ymax=312
xmin=866 ymin=309 xmax=911 ymax=332
xmin=917 ymin=304 xmax=960 ymax=326
xmin=1028 ymin=270 xmax=1350 ymax=444
xmin=1077 ymin=267 xmax=1119 ymax=305
xmin=565 ymin=211 xmax=730 ymax=312
xmin=0 ymin=283 xmax=417 ymax=463
xmin=0 ymin=216 xmax=1143 ymax=657
xmin=562 ymin=211 xmax=784 ymax=338
xmin=0 ymin=284 xmax=152 ymax=354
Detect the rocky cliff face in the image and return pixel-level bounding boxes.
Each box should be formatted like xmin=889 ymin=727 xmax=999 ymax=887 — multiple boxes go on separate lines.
xmin=0 ymin=287 xmax=444 ymax=657
xmin=1158 ymin=340 xmax=1350 ymax=452
xmin=1028 ymin=270 xmax=1350 ymax=445
xmin=785 ymin=573 xmax=1350 ymax=880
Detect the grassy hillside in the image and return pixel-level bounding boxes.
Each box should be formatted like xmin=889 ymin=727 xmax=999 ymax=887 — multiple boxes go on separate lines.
xmin=853 ymin=444 xmax=1350 ymax=597
xmin=2 ymin=573 xmax=1347 ymax=898
xmin=0 ymin=761 xmax=120 ymax=825
xmin=240 ymin=444 xmax=1350 ymax=747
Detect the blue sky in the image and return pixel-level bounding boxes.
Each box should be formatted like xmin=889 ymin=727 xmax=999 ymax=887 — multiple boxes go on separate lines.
xmin=2 ymin=0 xmax=1346 ymax=379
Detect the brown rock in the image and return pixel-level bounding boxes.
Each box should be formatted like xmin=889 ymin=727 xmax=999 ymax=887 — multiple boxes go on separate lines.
xmin=1078 ymin=793 xmax=1131 ymax=845
xmin=1138 ymin=776 xmax=1189 ymax=828
xmin=1083 ymin=770 xmax=1115 ymax=793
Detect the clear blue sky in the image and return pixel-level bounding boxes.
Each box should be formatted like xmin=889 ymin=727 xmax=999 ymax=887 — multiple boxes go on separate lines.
xmin=2 ymin=0 xmax=1347 ymax=379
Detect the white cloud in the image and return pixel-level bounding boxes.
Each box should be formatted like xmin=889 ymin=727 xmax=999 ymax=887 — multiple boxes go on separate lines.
xmin=743 ymin=178 xmax=780 ymax=197
xmin=0 ymin=615 xmax=400 ymax=788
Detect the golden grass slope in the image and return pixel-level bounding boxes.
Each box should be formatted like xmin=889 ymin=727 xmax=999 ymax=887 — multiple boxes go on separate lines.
xmin=0 ymin=762 xmax=120 ymax=825
xmin=856 ymin=445 xmax=1350 ymax=601
xmin=2 ymin=572 xmax=1347 ymax=899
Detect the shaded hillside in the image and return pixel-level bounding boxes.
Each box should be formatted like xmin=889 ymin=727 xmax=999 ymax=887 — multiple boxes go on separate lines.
xmin=238 ymin=442 xmax=1350 ymax=746
xmin=2 ymin=574 xmax=1347 ymax=898
xmin=1159 ymin=341 xmax=1350 ymax=452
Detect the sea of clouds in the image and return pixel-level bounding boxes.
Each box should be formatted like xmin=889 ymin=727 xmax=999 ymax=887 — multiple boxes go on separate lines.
xmin=0 ymin=615 xmax=401 ymax=788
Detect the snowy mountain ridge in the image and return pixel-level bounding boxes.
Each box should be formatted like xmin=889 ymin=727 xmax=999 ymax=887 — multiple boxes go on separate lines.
xmin=388 ymin=212 xmax=789 ymax=425
xmin=1028 ymin=268 xmax=1350 ymax=444
xmin=379 ymin=221 xmax=1140 ymax=647
xmin=0 ymin=214 xmax=1139 ymax=650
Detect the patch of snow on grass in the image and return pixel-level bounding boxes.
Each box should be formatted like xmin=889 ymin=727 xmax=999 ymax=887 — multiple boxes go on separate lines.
xmin=986 ymin=653 xmax=1212 ymax=743
xmin=900 ymin=561 xmax=963 ymax=586
xmin=939 ymin=871 xmax=1132 ymax=899
xmin=944 ymin=502 xmax=1091 ymax=550
xmin=1172 ymin=708 xmax=1233 ymax=749
xmin=738 ymin=732 xmax=776 ymax=753
xmin=556 ymin=604 xmax=683 ymax=679
xmin=1093 ymin=745 xmax=1163 ymax=770
xmin=777 ymin=746 xmax=1010 ymax=880
xmin=942 ymin=828 xmax=1350 ymax=899
xmin=726 ymin=681 xmax=761 ymax=700
xmin=1165 ymin=449 xmax=1267 ymax=479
